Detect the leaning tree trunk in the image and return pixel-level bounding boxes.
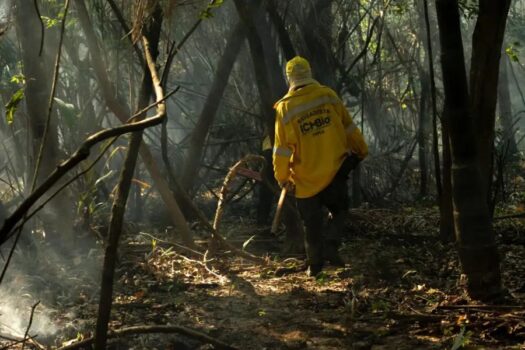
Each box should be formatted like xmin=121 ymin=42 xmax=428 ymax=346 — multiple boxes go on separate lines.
xmin=180 ymin=21 xmax=246 ymax=191
xmin=435 ymin=0 xmax=502 ymax=300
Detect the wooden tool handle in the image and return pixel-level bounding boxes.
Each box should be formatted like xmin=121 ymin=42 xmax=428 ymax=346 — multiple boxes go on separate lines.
xmin=271 ymin=187 xmax=288 ymax=234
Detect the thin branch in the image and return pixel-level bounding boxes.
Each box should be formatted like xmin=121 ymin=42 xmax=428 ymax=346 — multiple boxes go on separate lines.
xmin=33 ymin=0 xmax=44 ymax=56
xmin=21 ymin=301 xmax=40 ymax=350
xmin=106 ymin=0 xmax=145 ymax=66
xmin=343 ymin=16 xmax=380 ymax=77
xmin=30 ymin=0 xmax=70 ymax=191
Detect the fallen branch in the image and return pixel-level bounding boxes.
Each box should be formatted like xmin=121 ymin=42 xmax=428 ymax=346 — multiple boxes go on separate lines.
xmin=212 ymin=154 xmax=267 ymax=264
xmin=58 ymin=325 xmax=238 ymax=350
xmin=437 ymin=304 xmax=525 ymax=311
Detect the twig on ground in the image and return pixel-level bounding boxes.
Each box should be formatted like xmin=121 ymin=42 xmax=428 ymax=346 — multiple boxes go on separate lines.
xmin=493 ymin=212 xmax=525 ymax=220
xmin=0 ymin=334 xmax=42 ymax=350
xmin=57 ymin=324 xmax=238 ymax=350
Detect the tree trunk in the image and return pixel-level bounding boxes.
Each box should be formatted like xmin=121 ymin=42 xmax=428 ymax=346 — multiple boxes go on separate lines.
xmin=416 ymin=0 xmax=434 ymax=199
xmin=470 ymin=0 xmax=512 ymax=201
xmin=95 ymin=8 xmax=163 ymax=348
xmin=265 ymin=0 xmax=296 ymax=61
xmin=301 ymin=0 xmax=337 ymax=88
xmin=15 ymin=0 xmax=58 ymax=184
xmin=498 ymin=55 xmax=518 ymax=157
xmin=15 ymin=0 xmax=76 ymax=240
xmin=180 ymin=21 xmax=246 ymax=190
xmin=255 ymin=8 xmax=288 ymax=101
xmin=440 ymin=110 xmax=455 ymax=243
xmin=234 ymin=0 xmax=275 ymax=137
xmin=417 ymin=73 xmax=429 ymax=198
xmin=435 ymin=0 xmax=502 ymax=300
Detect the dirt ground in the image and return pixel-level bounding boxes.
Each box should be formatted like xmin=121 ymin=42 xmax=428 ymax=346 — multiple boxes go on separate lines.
xmin=2 ymin=207 xmax=525 ymax=349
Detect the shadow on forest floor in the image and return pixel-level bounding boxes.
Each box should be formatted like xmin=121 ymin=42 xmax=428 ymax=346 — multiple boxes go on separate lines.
xmin=3 ymin=207 xmax=525 ymax=349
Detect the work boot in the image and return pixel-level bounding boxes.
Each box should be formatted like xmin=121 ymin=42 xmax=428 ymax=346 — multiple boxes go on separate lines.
xmin=307 ymin=263 xmax=324 ymax=277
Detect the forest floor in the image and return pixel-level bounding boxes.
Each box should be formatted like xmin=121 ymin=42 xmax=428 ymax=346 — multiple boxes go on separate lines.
xmin=1 ymin=207 xmax=525 ymax=349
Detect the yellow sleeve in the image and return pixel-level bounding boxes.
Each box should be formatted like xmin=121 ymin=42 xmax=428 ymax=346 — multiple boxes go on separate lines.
xmin=336 ymin=102 xmax=368 ymax=160
xmin=272 ymin=109 xmax=293 ymax=185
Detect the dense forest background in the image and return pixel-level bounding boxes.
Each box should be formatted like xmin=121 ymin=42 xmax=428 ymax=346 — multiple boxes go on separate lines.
xmin=0 ymin=0 xmax=524 ymax=349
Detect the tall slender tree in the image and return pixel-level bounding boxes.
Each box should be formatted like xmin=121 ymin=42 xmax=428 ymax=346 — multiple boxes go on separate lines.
xmin=435 ymin=0 xmax=510 ymax=299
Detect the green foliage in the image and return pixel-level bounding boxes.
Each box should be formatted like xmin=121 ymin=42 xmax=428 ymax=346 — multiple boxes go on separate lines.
xmin=4 ymin=88 xmax=24 ymax=125
xmin=315 ymin=271 xmax=330 ymax=285
xmin=450 ymin=326 xmax=473 ymax=350
xmin=41 ymin=15 xmax=60 ymax=28
xmin=10 ymin=73 xmax=25 ymax=85
xmin=505 ymin=43 xmax=521 ymax=63
xmin=391 ymin=0 xmax=410 ymax=16
xmin=199 ymin=0 xmax=224 ymax=19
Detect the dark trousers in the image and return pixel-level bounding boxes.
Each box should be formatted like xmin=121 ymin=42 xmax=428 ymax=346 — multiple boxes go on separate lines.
xmin=296 ymin=165 xmax=349 ymax=265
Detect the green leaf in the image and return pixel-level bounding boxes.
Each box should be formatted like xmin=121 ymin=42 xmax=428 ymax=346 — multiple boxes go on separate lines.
xmin=505 ymin=46 xmax=520 ymax=63
xmin=209 ymin=0 xmax=224 ymax=8
xmin=5 ymin=88 xmax=24 ymax=125
xmin=41 ymin=15 xmax=59 ymax=28
xmin=199 ymin=0 xmax=224 ymax=19
xmin=10 ymin=73 xmax=25 ymax=85
xmin=199 ymin=9 xmax=213 ymax=19
xmin=451 ymin=326 xmax=465 ymax=350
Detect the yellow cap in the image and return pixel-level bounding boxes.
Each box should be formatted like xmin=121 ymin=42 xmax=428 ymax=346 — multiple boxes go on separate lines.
xmin=285 ymin=56 xmax=316 ymax=90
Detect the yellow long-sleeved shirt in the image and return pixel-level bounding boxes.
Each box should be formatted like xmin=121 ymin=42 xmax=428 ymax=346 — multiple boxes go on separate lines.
xmin=273 ymin=82 xmax=368 ymax=198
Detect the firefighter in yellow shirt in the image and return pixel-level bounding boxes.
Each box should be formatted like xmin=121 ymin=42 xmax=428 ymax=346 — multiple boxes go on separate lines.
xmin=273 ymin=56 xmax=368 ymax=276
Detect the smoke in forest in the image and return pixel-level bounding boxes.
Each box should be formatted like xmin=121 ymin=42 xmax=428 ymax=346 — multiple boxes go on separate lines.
xmin=0 ymin=290 xmax=58 ymax=341
xmin=0 ymin=228 xmax=102 ymax=343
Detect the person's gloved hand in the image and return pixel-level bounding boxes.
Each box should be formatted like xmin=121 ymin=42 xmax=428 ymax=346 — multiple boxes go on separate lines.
xmin=280 ymin=180 xmax=295 ymax=192
xmin=347 ymin=152 xmax=361 ymax=170
xmin=338 ymin=153 xmax=361 ymax=178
